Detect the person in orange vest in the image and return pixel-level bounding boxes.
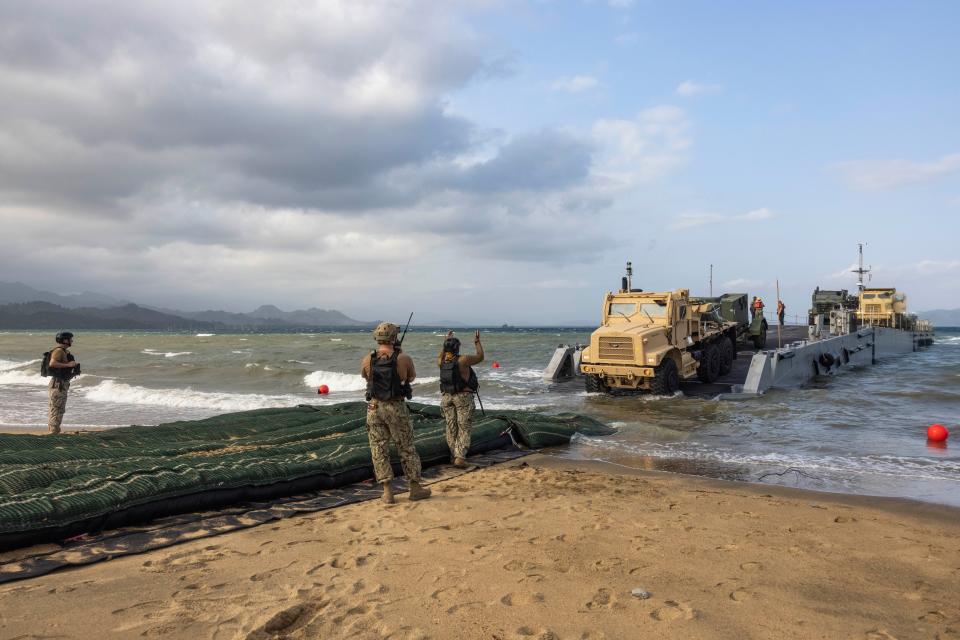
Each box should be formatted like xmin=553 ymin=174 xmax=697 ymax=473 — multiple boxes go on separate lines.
xmin=777 ymin=300 xmax=785 ymax=326
xmin=753 ymin=296 xmax=765 ymax=320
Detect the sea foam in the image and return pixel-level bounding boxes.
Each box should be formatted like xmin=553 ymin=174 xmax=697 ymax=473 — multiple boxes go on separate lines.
xmin=302 ymin=370 xmax=439 ymax=392
xmin=0 ymin=358 xmax=39 ymax=372
xmin=81 ymin=380 xmax=304 ymax=411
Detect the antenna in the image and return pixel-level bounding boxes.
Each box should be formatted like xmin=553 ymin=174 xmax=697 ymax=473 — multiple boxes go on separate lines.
xmin=709 ymin=264 xmax=713 ymax=296
xmin=851 ymin=243 xmax=872 ymax=292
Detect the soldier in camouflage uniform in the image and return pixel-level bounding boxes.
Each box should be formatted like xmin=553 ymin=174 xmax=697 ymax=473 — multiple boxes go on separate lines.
xmin=361 ymin=322 xmax=431 ymax=504
xmin=438 ymin=330 xmax=483 ymax=468
xmin=47 ymin=331 xmax=80 ymax=434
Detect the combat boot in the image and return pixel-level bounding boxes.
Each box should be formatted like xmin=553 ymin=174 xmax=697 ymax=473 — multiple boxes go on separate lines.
xmin=453 ymin=457 xmax=469 ymax=469
xmin=408 ymin=481 xmax=431 ymax=501
xmin=381 ymin=482 xmax=395 ymax=505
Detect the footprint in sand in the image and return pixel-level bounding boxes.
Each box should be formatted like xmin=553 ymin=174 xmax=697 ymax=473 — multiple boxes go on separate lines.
xmin=584 ymin=588 xmax=616 ymax=611
xmin=739 ymin=561 xmax=763 ymax=572
xmin=245 ymin=604 xmax=310 ymax=640
xmin=591 ymin=557 xmax=624 ymax=572
xmin=729 ymin=588 xmax=753 ymax=603
xmin=918 ymin=610 xmax=946 ymax=623
xmin=500 ymin=592 xmax=545 ymax=606
xmin=650 ymin=600 xmax=696 ymax=622
xmin=514 ymin=626 xmax=559 ymax=639
xmin=864 ymin=630 xmax=899 ymax=640
xmin=503 ymin=559 xmax=541 ymax=572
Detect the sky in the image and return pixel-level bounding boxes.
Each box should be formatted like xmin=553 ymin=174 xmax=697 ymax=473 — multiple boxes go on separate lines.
xmin=1 ymin=0 xmax=958 ymax=325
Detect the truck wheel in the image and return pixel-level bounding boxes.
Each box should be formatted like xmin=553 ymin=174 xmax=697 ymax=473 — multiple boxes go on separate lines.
xmin=696 ymin=344 xmax=721 ymax=383
xmin=650 ymin=358 xmax=679 ymax=395
xmin=718 ymin=337 xmax=735 ymax=376
xmin=584 ymin=374 xmax=608 ymax=393
xmin=752 ymin=324 xmax=767 ymax=349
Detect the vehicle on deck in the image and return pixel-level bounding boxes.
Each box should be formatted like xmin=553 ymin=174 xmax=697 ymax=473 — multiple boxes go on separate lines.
xmin=579 ymin=265 xmax=745 ymax=395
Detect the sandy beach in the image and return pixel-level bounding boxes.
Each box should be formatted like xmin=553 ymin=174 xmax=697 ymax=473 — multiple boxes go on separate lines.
xmin=1 ymin=456 xmax=958 ymax=640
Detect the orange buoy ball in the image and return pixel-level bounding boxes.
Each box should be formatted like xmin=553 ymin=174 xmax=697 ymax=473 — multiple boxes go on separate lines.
xmin=318 ymin=384 xmax=330 ymax=395
xmin=492 ymin=361 xmax=500 ymax=369
xmin=927 ymin=424 xmax=949 ymax=442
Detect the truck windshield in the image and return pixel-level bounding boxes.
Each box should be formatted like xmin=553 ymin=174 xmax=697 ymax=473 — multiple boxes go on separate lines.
xmin=638 ymin=302 xmax=667 ymax=319
xmin=608 ymin=303 xmax=636 ymax=317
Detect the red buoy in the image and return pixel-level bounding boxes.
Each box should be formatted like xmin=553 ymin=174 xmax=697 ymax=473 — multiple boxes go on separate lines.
xmin=318 ymin=384 xmax=330 ymax=395
xmin=927 ymin=424 xmax=949 ymax=442
xmin=492 ymin=361 xmax=500 ymax=369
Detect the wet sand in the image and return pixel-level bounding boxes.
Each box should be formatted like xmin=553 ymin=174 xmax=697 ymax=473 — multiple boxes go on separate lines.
xmin=1 ymin=456 xmax=958 ymax=640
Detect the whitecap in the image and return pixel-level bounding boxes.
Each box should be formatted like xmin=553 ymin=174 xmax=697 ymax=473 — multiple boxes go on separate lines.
xmin=287 ymin=360 xmax=314 ymax=365
xmin=0 ymin=370 xmax=48 ymax=386
xmin=0 ymin=358 xmax=39 ymax=372
xmin=142 ymin=349 xmax=192 ymax=358
xmin=303 ymin=370 xmax=367 ymax=391
xmin=195 ymin=333 xmax=215 ymax=337
xmin=81 ymin=380 xmax=305 ymax=411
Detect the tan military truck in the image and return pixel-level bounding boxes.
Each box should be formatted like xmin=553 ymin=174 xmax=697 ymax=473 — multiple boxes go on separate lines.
xmin=579 ymin=278 xmax=741 ymax=395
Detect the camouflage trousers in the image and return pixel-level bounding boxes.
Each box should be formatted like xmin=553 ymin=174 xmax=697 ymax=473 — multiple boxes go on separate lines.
xmin=48 ymin=380 xmax=70 ymax=435
xmin=365 ymin=398 xmax=422 ymax=484
xmin=440 ymin=392 xmax=475 ymax=460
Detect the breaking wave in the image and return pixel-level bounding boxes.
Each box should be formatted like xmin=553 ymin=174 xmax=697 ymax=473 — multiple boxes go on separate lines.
xmin=81 ymin=380 xmax=305 ymax=411
xmin=0 ymin=358 xmax=39 ymax=372
xmin=0 ymin=370 xmax=47 ymax=386
xmin=303 ymin=370 xmax=368 ymax=392
xmin=302 ymin=370 xmax=439 ymax=392
xmin=142 ymin=349 xmax=192 ymax=358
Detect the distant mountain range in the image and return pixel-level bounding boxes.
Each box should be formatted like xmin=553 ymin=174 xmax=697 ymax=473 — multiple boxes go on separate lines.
xmin=0 ymin=282 xmax=370 ymax=330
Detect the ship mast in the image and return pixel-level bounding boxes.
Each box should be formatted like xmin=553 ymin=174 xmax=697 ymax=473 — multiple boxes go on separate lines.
xmin=852 ymin=243 xmax=872 ymax=292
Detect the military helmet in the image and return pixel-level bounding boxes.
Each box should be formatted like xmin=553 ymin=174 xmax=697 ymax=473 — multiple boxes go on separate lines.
xmin=55 ymin=331 xmax=74 ymax=344
xmin=443 ymin=337 xmax=461 ymax=355
xmin=373 ymin=322 xmax=400 ymax=343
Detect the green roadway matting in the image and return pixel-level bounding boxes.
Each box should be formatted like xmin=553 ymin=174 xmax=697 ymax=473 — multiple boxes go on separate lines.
xmin=0 ymin=449 xmax=530 ymax=584
xmin=0 ymin=402 xmax=612 ymax=549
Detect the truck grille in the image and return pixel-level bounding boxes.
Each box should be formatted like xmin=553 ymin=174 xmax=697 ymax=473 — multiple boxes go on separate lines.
xmin=598 ymin=336 xmax=634 ymax=361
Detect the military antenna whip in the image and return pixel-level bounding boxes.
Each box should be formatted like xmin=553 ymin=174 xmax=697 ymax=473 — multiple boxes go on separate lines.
xmin=397 ymin=312 xmax=414 ymax=346
xmin=474 ymin=388 xmax=486 ymax=416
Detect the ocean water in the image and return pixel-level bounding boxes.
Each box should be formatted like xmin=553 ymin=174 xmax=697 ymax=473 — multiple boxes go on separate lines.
xmin=1 ymin=328 xmax=958 ymax=507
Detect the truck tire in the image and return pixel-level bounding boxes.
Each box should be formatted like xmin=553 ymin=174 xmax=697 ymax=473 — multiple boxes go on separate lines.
xmin=718 ymin=337 xmax=735 ymax=376
xmin=696 ymin=344 xmax=721 ymax=383
xmin=584 ymin=374 xmax=608 ymax=393
xmin=650 ymin=358 xmax=679 ymax=395
xmin=752 ymin=321 xmax=768 ymax=349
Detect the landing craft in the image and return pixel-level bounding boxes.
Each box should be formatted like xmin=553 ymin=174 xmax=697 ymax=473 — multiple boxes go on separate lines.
xmin=544 ymin=247 xmax=934 ymax=397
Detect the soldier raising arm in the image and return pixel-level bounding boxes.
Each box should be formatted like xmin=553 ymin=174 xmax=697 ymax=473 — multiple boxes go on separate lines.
xmin=438 ymin=330 xmax=483 ymax=468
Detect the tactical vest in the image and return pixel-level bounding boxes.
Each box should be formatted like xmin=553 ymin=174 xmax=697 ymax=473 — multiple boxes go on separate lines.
xmin=367 ymin=351 xmax=406 ymax=400
xmin=43 ymin=347 xmax=75 ymax=381
xmin=439 ymin=356 xmax=479 ymax=394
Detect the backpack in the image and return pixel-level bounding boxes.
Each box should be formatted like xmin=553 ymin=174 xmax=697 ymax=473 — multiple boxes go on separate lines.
xmin=41 ymin=347 xmax=73 ymax=379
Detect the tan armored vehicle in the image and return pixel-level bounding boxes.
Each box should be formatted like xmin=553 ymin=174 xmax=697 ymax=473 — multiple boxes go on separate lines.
xmin=579 ymin=265 xmax=742 ymax=394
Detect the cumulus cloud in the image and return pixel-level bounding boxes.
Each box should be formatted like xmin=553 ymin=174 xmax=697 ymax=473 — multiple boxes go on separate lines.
xmin=592 ymin=106 xmax=692 ymax=188
xmin=670 ymin=208 xmax=774 ymax=230
xmin=551 ymin=75 xmax=601 ymax=93
xmin=676 ymin=81 xmax=723 ymax=97
xmin=833 ymin=153 xmax=960 ymax=191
